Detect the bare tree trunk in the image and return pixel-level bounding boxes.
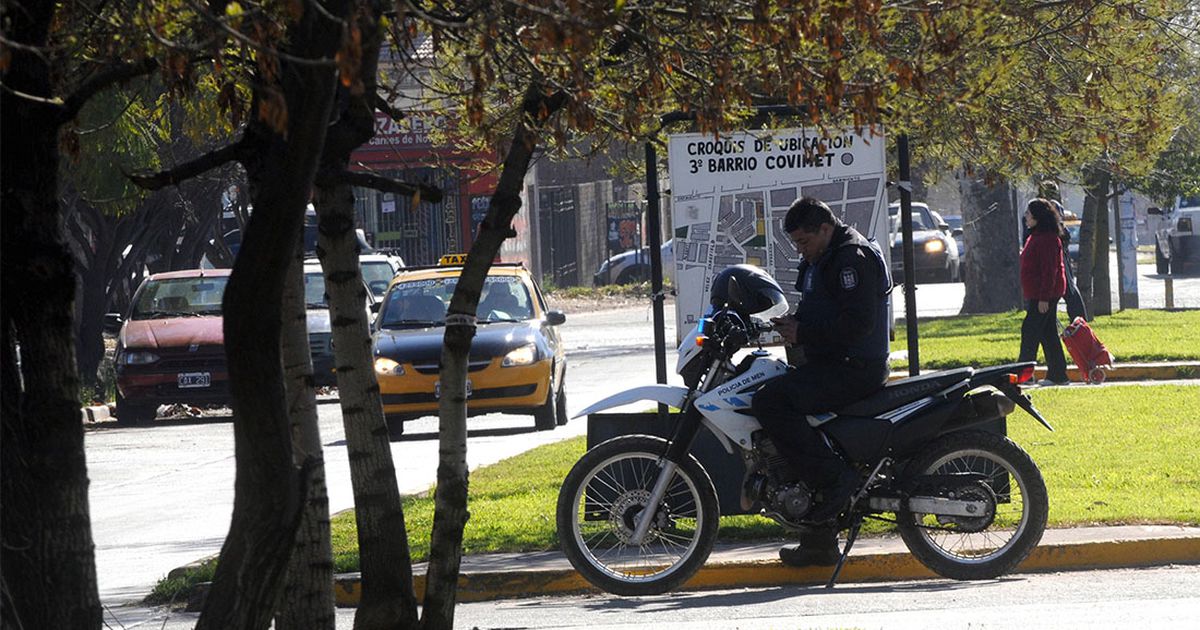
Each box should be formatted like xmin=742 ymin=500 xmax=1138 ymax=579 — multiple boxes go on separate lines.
xmin=195 ymin=1 xmax=349 ymax=626
xmin=0 ymin=2 xmax=101 ymax=627
xmin=421 ymin=84 xmax=564 ymax=630
xmin=313 ymin=184 xmax=420 ymax=630
xmin=1077 ymin=165 xmax=1113 ymax=317
xmin=276 ymin=238 xmax=336 ymax=630
xmin=311 ymin=5 xmax=421 ymax=626
xmin=958 ymin=168 xmax=1022 ymax=314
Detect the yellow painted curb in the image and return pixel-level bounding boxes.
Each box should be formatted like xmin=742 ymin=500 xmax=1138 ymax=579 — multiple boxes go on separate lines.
xmin=331 ymin=537 xmax=1200 ymax=606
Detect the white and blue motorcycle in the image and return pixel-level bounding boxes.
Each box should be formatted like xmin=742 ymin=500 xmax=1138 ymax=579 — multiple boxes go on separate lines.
xmin=557 ymin=264 xmax=1053 ymax=596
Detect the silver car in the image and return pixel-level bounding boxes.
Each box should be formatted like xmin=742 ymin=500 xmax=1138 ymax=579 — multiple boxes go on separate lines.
xmin=594 ymin=239 xmax=674 ymax=285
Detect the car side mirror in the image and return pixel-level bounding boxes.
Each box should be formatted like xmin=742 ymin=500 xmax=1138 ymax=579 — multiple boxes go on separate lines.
xmin=952 ymin=228 xmax=963 ymax=237
xmin=544 ymin=311 xmax=566 ymax=326
xmin=103 ymin=313 xmax=124 ymax=334
xmin=938 ymin=223 xmax=951 ymax=233
xmin=1147 ymin=207 xmax=1162 ymax=216
xmin=370 ymin=302 xmax=381 ymax=314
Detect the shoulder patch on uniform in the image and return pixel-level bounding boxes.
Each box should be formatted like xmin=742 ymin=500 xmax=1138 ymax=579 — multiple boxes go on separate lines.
xmin=839 ymin=267 xmax=858 ymax=290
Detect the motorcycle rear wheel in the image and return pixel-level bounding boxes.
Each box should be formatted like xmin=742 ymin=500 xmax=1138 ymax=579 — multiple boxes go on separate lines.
xmin=556 ymin=435 xmax=719 ymax=596
xmin=897 ymin=430 xmax=1048 ymax=580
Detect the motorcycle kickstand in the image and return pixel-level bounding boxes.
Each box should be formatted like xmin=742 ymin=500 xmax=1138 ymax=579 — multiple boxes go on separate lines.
xmin=825 ymin=517 xmax=862 ymax=589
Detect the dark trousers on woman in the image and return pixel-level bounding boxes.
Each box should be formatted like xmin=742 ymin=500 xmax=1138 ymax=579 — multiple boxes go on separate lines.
xmin=1018 ymin=299 xmax=1068 ymax=382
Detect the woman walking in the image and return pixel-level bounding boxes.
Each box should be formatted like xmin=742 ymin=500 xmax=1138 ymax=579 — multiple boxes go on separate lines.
xmin=1019 ymin=198 xmax=1069 ymax=386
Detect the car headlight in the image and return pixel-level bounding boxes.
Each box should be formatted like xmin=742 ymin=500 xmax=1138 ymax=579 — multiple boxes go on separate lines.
xmin=374 ymin=357 xmax=405 ymax=376
xmin=119 ymin=350 xmax=159 ymax=365
xmin=501 ymin=344 xmax=537 ymax=367
xmin=924 ymin=239 xmax=945 ymax=254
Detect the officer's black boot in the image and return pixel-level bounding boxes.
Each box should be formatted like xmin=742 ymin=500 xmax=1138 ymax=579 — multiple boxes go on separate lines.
xmin=778 ymin=527 xmax=839 ymax=567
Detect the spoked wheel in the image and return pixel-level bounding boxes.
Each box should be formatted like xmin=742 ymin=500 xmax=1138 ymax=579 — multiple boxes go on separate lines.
xmin=556 ymin=435 xmax=719 ymax=596
xmin=898 ymin=430 xmax=1048 ymax=580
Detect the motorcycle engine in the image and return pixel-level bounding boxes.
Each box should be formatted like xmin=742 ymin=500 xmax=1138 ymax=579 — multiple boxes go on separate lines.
xmin=743 ymin=435 xmax=814 ymax=527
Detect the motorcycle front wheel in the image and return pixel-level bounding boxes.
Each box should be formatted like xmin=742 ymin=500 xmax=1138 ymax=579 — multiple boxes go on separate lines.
xmin=897 ymin=430 xmax=1049 ymax=580
xmin=556 ymin=435 xmax=719 ymax=596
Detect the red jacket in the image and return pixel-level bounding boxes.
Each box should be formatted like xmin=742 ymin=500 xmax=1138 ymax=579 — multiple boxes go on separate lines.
xmin=1020 ymin=231 xmax=1066 ymax=301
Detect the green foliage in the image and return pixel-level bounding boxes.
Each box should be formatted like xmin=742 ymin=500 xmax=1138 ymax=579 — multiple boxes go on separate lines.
xmin=66 ymin=86 xmax=165 ymax=214
xmin=891 ymin=309 xmax=1200 ymax=371
xmin=143 ymin=557 xmax=217 ymax=606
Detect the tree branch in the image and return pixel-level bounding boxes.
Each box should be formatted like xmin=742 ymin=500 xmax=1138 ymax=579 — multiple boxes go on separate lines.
xmin=319 ymin=169 xmax=444 ymax=203
xmin=127 ymin=141 xmax=246 ymax=190
xmin=373 ymin=92 xmax=402 ymax=122
xmin=60 ymin=58 xmax=159 ymax=122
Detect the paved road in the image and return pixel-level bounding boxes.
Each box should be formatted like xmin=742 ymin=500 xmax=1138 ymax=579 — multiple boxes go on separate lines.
xmin=88 ymin=305 xmax=671 ymax=604
xmin=105 ymin=565 xmax=1200 ymax=629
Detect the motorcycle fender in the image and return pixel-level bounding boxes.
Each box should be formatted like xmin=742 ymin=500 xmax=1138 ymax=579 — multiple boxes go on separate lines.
xmin=572 ymin=385 xmax=689 ymax=419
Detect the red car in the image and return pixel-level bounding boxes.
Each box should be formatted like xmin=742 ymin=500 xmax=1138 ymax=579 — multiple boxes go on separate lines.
xmin=109 ymin=269 xmax=231 ymax=425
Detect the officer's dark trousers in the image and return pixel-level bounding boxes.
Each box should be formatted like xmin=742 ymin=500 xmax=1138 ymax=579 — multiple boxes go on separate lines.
xmin=1018 ymin=299 xmax=1068 ymax=382
xmin=751 ymin=357 xmax=889 ymax=486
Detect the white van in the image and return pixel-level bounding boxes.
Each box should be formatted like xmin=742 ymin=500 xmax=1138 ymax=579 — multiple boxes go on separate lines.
xmin=1150 ymin=195 xmax=1200 ymax=275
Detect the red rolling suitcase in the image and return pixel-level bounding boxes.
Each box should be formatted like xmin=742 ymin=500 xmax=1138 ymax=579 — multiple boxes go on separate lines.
xmin=1060 ymin=317 xmax=1114 ymax=383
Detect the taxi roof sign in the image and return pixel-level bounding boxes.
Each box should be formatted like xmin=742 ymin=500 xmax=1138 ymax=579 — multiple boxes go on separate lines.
xmin=439 ymin=253 xmax=468 ymax=266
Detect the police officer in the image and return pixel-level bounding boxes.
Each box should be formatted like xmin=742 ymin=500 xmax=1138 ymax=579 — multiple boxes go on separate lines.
xmin=750 ymin=196 xmax=891 ymax=567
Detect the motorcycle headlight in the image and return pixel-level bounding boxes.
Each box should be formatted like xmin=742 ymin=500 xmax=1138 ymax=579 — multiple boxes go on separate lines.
xmin=119 ymin=350 xmax=159 ymax=365
xmin=373 ymin=357 xmax=405 ymax=376
xmin=924 ymin=239 xmax=945 ymax=254
xmin=502 ymin=344 xmax=537 ymax=367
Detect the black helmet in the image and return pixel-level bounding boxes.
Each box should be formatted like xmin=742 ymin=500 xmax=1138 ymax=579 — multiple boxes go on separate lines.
xmin=709 ymin=264 xmax=788 ymax=317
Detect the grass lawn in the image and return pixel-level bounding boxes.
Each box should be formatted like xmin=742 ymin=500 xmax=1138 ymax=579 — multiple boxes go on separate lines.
xmin=328 ymin=383 xmax=1200 ymax=570
xmin=890 ymin=309 xmax=1200 ymax=371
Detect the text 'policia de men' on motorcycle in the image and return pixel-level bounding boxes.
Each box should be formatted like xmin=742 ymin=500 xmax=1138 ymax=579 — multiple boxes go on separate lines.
xmin=683 ymin=135 xmax=856 ymax=174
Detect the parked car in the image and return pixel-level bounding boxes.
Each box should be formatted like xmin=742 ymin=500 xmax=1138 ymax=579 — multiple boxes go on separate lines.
xmin=108 ymin=269 xmax=232 ymax=425
xmin=888 ymin=202 xmax=961 ymax=283
xmin=359 ymin=252 xmax=406 ymax=299
xmin=594 ymin=239 xmax=674 ymax=286
xmin=304 ymin=261 xmax=377 ymax=386
xmin=372 ymin=255 xmax=567 ymax=436
xmin=1150 ymin=195 xmax=1200 ymax=275
xmin=941 ymin=214 xmax=965 ymax=259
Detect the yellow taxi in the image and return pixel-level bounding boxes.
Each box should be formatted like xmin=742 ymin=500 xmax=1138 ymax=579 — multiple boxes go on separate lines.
xmin=372 ymin=255 xmax=568 ymax=435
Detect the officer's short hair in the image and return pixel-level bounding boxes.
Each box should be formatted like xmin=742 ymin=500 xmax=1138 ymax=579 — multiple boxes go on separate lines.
xmin=784 ymin=197 xmax=840 ymax=233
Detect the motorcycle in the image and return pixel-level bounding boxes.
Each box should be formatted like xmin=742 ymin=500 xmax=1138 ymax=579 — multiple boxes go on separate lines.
xmin=556 ymin=264 xmax=1054 ymax=596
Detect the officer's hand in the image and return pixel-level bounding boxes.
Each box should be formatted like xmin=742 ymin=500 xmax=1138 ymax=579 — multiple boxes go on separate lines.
xmin=771 ymin=316 xmax=798 ymax=344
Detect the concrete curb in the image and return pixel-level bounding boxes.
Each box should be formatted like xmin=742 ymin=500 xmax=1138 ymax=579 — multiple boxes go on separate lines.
xmin=81 ymin=404 xmax=112 ymax=423
xmin=331 ymin=530 xmax=1200 ymax=605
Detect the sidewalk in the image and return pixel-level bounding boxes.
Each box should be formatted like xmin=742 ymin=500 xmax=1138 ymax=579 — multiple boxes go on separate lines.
xmin=332 ymin=525 xmax=1200 ymax=605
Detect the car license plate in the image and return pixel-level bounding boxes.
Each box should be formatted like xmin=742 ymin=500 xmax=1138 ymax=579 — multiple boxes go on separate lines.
xmin=178 ymin=372 xmax=211 ymax=389
xmin=435 ymin=379 xmax=472 ymax=399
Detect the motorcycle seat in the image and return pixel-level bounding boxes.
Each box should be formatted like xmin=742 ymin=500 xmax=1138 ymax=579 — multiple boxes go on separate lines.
xmin=836 ymin=368 xmax=974 ymax=418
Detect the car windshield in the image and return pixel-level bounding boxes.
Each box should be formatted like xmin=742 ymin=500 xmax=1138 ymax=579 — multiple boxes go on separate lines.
xmin=889 ymin=206 xmax=934 ymax=232
xmin=131 ymin=276 xmax=228 ymax=319
xmin=1180 ymin=195 xmax=1200 ymax=209
xmin=361 ymin=261 xmax=395 ymax=296
xmin=304 ymin=271 xmax=327 ymax=308
xmin=379 ymin=275 xmax=534 ymax=329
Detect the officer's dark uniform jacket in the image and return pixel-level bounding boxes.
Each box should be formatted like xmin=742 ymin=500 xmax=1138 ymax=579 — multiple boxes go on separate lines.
xmin=791 ymin=225 xmax=891 ymax=364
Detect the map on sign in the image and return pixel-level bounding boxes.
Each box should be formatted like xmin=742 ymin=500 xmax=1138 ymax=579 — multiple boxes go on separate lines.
xmin=667 ymin=127 xmax=890 ymax=342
